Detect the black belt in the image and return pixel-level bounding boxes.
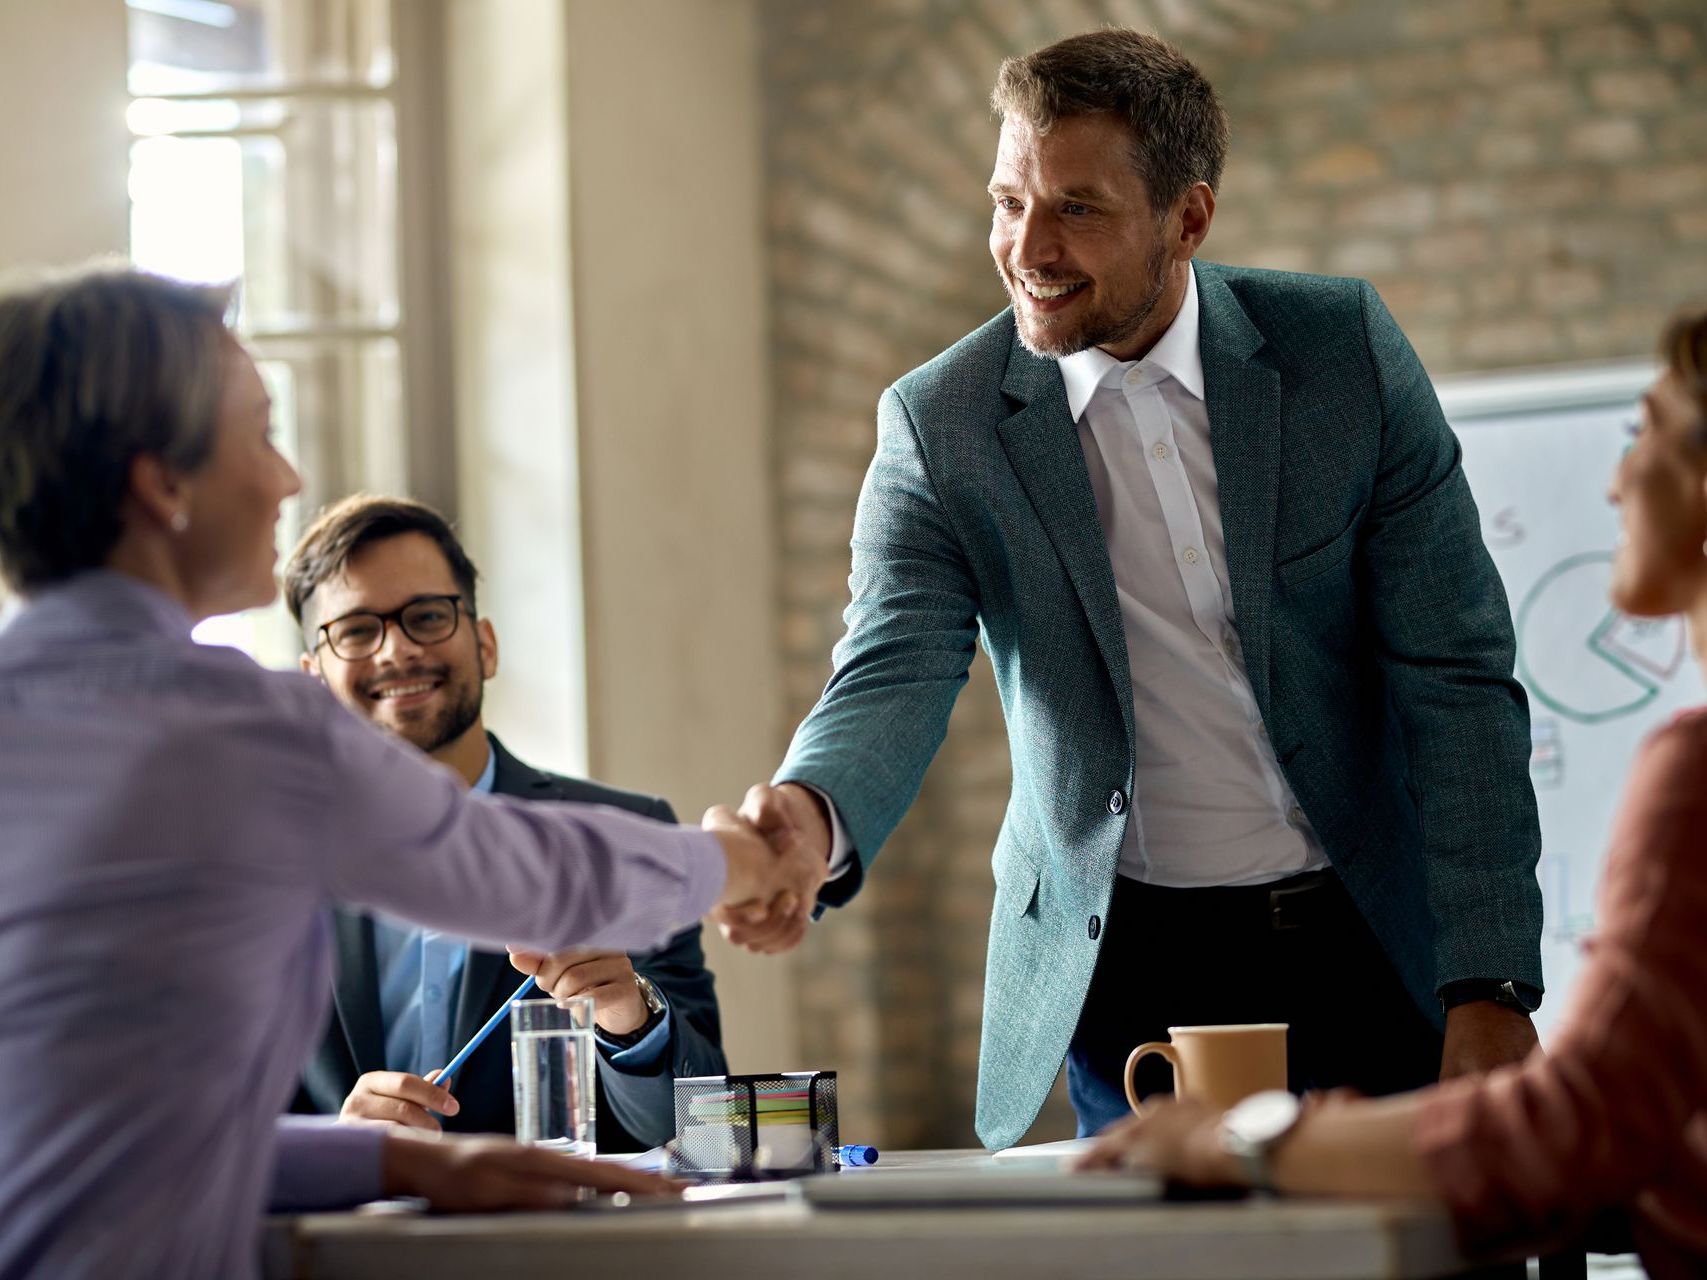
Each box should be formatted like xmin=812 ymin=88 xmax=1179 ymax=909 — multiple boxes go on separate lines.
xmin=1116 ymin=869 xmax=1344 ymax=932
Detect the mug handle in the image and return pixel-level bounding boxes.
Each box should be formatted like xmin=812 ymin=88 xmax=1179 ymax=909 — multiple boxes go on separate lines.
xmin=1124 ymin=1041 xmax=1183 ymax=1113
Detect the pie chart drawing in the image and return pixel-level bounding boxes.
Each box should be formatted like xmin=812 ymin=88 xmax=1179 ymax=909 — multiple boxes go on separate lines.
xmin=1515 ymin=552 xmax=1687 ymax=725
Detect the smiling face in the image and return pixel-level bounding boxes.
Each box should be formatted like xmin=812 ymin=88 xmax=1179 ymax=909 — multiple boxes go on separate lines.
xmin=301 ymin=531 xmax=496 ymax=758
xmin=988 ymin=112 xmax=1203 ymax=362
xmin=1609 ymin=371 xmax=1707 ymax=619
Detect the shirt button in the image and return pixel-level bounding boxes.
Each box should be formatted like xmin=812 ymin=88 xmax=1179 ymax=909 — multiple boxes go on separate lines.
xmin=1182 ymin=547 xmax=1200 ymax=565
xmin=1088 ymin=915 xmax=1102 ymax=941
xmin=1287 ymin=806 xmax=1305 ymax=826
xmin=1224 ymin=631 xmax=1240 ymax=656
xmin=1152 ymin=442 xmax=1169 ymax=460
xmin=425 ymin=985 xmax=442 ymax=1002
xmin=1124 ymin=369 xmax=1140 ymax=386
xmin=1107 ymin=790 xmax=1126 ymax=815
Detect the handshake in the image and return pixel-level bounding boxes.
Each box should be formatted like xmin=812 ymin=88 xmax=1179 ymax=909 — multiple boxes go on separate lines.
xmin=701 ymin=783 xmax=835 ymax=955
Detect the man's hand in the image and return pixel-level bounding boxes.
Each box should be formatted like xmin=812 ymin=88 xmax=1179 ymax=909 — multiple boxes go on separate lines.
xmin=1439 ymin=1001 xmax=1540 ymax=1079
xmin=1070 ymin=1097 xmax=1237 ymax=1185
xmin=340 ymin=1070 xmax=459 ymax=1131
xmin=381 ymin=1130 xmax=679 ymax=1210
xmin=703 ymin=783 xmax=832 ymax=955
xmin=506 ymin=948 xmax=648 ymax=1036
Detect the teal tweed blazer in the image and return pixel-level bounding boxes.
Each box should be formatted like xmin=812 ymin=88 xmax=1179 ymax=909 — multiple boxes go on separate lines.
xmin=778 ymin=260 xmax=1543 ymax=1149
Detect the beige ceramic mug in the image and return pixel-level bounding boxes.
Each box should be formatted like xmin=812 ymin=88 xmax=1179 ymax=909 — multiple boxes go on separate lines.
xmin=1123 ymin=1023 xmax=1289 ymax=1112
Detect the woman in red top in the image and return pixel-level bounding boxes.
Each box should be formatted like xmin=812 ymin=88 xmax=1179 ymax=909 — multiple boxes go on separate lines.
xmin=1079 ymin=310 xmax=1707 ymax=1277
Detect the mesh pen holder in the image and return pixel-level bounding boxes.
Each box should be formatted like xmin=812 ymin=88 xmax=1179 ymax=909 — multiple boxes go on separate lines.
xmin=668 ymin=1071 xmax=839 ymax=1179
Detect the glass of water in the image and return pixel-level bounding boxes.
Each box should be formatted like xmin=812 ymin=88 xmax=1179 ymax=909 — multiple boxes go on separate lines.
xmin=510 ymin=996 xmax=597 ymax=1156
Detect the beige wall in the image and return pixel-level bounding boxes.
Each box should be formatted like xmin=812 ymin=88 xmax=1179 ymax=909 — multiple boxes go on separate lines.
xmin=446 ymin=0 xmax=795 ymax=1073
xmin=0 ymin=0 xmax=128 ymax=270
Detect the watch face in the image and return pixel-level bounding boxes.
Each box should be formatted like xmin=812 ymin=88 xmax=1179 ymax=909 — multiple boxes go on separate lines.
xmin=1224 ymin=1090 xmax=1301 ymax=1147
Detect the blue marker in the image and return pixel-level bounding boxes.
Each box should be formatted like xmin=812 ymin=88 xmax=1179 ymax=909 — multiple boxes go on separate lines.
xmin=437 ymin=975 xmax=536 ymax=1087
xmin=835 ymin=1144 xmax=879 ymax=1167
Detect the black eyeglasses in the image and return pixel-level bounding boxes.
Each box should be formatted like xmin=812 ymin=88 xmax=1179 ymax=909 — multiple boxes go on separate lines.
xmin=313 ymin=595 xmax=469 ymax=660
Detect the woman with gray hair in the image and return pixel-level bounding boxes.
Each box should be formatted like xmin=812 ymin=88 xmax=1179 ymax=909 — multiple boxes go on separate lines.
xmin=0 ymin=266 xmax=786 ymax=1278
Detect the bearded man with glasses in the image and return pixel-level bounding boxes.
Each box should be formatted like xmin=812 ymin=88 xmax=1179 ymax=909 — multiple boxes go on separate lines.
xmin=284 ymin=494 xmax=726 ymax=1150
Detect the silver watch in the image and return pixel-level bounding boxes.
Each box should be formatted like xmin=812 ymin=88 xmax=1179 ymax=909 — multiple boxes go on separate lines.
xmin=1217 ymin=1090 xmax=1302 ymax=1191
xmin=634 ymin=973 xmax=666 ymax=1019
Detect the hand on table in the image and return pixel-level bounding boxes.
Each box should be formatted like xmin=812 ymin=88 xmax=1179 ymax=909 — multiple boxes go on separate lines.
xmin=1439 ymin=1001 xmax=1539 ymax=1079
xmin=705 ymin=783 xmax=831 ymax=955
xmin=506 ymin=947 xmax=649 ymax=1036
xmin=340 ymin=1069 xmax=459 ymax=1132
xmin=1070 ymin=1097 xmax=1239 ymax=1186
xmin=380 ymin=1130 xmax=680 ymax=1210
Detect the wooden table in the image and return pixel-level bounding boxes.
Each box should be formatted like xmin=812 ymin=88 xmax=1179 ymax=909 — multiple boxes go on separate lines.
xmin=262 ymin=1149 xmax=1473 ymax=1279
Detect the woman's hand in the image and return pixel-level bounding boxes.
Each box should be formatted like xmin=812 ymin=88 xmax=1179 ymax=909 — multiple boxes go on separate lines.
xmin=1071 ymin=1097 xmax=1243 ymax=1186
xmin=381 ymin=1131 xmax=681 ymax=1211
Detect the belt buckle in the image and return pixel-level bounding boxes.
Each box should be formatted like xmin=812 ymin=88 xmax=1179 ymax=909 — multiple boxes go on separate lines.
xmin=1268 ymin=880 xmax=1318 ymax=931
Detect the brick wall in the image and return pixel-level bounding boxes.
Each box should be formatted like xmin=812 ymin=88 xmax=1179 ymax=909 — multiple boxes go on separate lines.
xmin=760 ymin=0 xmax=1707 ymax=1148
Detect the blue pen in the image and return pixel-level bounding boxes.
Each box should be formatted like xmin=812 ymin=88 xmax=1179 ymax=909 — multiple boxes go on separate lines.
xmin=834 ymin=1144 xmax=879 ymax=1167
xmin=437 ymin=974 xmax=536 ymax=1087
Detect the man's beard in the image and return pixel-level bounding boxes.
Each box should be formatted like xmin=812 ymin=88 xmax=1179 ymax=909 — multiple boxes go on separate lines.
xmin=1007 ymin=239 xmax=1171 ymax=360
xmin=409 ymin=679 xmax=483 ymax=756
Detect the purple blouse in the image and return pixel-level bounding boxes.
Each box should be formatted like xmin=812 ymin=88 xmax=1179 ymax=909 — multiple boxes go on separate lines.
xmin=0 ymin=572 xmax=725 ymax=1278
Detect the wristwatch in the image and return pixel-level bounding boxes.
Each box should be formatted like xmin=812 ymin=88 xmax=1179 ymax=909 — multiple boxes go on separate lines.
xmin=1217 ymin=1090 xmax=1302 ymax=1192
xmin=1438 ymin=979 xmax=1541 ymax=1016
xmin=600 ymin=974 xmax=667 ymax=1050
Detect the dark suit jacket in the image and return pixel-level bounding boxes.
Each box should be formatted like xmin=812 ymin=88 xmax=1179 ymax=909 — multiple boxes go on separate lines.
xmin=778 ymin=260 xmax=1542 ymax=1147
xmin=293 ymin=733 xmax=725 ymax=1150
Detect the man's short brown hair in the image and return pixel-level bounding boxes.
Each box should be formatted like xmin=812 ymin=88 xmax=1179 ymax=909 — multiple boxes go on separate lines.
xmin=991 ymin=28 xmax=1229 ymax=214
xmin=283 ymin=494 xmax=480 ymax=632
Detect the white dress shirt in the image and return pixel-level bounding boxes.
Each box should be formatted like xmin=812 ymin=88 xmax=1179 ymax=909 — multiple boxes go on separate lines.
xmin=819 ymin=268 xmax=1326 ymax=889
xmin=1058 ymin=267 xmax=1326 ymax=886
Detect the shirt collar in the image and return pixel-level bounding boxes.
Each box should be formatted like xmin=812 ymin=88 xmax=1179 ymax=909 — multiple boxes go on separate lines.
xmin=1057 ymin=264 xmax=1205 ymax=423
xmin=472 ymin=741 xmax=497 ymax=794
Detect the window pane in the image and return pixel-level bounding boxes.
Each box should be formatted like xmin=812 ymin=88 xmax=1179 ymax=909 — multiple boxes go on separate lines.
xmin=128 ymin=99 xmax=398 ymax=330
xmin=128 ymin=0 xmax=392 ymax=95
xmin=251 ymin=337 xmax=404 ymax=512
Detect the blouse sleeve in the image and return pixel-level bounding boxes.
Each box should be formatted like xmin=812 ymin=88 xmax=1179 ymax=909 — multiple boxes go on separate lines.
xmin=1415 ymin=714 xmax=1707 ymax=1256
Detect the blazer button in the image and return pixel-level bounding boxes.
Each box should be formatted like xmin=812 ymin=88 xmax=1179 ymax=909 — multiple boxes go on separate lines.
xmin=1088 ymin=915 xmax=1102 ymax=940
xmin=1107 ymin=790 xmax=1126 ymax=815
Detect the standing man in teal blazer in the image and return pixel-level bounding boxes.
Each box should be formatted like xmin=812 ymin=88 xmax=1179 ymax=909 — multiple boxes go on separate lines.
xmin=726 ymin=29 xmax=1544 ymax=1147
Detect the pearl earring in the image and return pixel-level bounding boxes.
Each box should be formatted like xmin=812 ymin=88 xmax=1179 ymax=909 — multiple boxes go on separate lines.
xmin=170 ymin=511 xmax=190 ymax=534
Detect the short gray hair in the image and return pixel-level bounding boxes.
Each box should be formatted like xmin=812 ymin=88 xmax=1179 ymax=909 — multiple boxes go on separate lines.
xmin=0 ymin=264 xmax=236 ymax=593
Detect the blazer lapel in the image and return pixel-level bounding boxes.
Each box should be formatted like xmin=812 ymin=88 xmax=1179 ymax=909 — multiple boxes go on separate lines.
xmin=995 ymin=336 xmax=1135 ymax=750
xmin=331 ymin=909 xmax=387 ymax=1073
xmin=1197 ymin=266 xmax=1280 ymax=717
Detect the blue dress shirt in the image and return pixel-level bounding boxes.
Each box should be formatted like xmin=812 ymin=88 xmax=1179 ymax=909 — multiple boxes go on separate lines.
xmin=374 ymin=746 xmax=672 ymax=1076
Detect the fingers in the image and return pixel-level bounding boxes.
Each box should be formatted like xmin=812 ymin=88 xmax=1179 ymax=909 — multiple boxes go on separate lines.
xmin=1069 ymin=1114 xmax=1149 ymax=1171
xmin=342 ymin=1070 xmax=458 ymax=1128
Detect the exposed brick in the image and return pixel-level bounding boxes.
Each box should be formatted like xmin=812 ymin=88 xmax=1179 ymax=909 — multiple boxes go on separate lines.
xmin=1399 ymin=0 xmax=1513 ymax=41
xmin=1589 ymin=67 xmax=1680 ymax=111
xmin=1491 ymin=78 xmax=1581 ymax=124
xmin=1455 ymin=316 xmax=1560 ymax=366
xmin=1463 ymin=33 xmax=1550 ymax=83
xmin=1565 ymin=117 xmax=1646 ymax=162
xmin=1296 ymin=142 xmax=1387 ymax=187
xmin=1613 ymin=161 xmax=1707 ymax=208
xmin=1673 ymin=209 xmax=1707 ymax=242
xmin=1412 ymin=226 xmax=1494 ymax=271
xmin=1529 ymin=265 xmax=1605 ymax=308
xmin=1653 ymin=21 xmax=1698 ymax=62
xmin=1328 ymin=239 xmax=1404 ymax=276
xmin=1474 ymin=130 xmax=1544 ymax=169
xmin=1557 ymin=20 xmax=1655 ymax=66
xmin=1335 ymin=185 xmax=1439 ymax=233
xmin=1263 ymin=62 xmax=1365 ymax=101
xmin=1520 ymin=0 xmax=1620 ymax=21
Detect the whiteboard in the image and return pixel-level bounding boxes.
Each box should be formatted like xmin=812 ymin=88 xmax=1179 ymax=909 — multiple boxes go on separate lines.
xmin=1437 ymin=360 xmax=1698 ymax=1038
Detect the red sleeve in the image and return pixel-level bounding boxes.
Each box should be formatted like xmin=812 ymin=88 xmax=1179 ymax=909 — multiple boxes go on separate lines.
xmin=1415 ymin=713 xmax=1707 ymax=1256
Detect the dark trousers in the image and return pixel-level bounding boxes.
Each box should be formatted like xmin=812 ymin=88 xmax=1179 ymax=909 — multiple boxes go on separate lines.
xmin=1066 ymin=869 xmax=1444 ymax=1138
